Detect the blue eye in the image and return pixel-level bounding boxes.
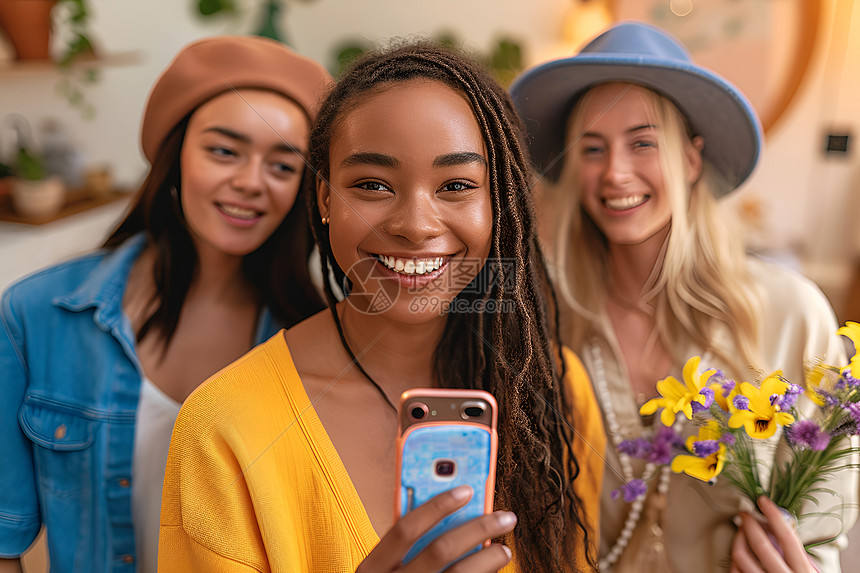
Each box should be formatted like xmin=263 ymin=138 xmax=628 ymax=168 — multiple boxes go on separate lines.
xmin=633 ymin=140 xmax=657 ymax=150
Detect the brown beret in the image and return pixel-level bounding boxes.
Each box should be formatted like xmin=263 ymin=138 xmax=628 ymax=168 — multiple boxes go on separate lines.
xmin=140 ymin=35 xmax=332 ymax=163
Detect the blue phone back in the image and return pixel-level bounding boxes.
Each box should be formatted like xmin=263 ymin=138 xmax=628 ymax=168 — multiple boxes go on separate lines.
xmin=398 ymin=423 xmax=493 ymax=563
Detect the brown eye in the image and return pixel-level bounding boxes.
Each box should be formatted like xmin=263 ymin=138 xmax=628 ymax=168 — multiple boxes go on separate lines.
xmin=357 ymin=181 xmax=391 ymax=192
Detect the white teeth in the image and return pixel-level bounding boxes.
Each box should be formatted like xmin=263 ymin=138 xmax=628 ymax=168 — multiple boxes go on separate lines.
xmin=377 ymin=255 xmax=444 ymax=275
xmin=604 ymin=195 xmax=646 ymax=210
xmin=220 ymin=204 xmax=258 ymax=219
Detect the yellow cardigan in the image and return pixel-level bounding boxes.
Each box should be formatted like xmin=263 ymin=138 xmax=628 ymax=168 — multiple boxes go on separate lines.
xmin=159 ymin=333 xmax=605 ymax=572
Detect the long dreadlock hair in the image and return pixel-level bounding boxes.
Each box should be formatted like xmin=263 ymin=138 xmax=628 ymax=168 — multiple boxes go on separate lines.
xmin=104 ymin=110 xmax=324 ymax=351
xmin=307 ymin=42 xmax=596 ymax=572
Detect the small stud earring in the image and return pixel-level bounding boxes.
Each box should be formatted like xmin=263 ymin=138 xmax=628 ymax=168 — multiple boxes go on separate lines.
xmin=321 ymin=216 xmax=330 ymax=226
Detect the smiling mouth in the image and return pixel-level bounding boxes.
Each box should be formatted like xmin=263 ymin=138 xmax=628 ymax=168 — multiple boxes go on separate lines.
xmin=218 ymin=203 xmax=261 ymax=220
xmin=603 ymin=195 xmax=647 ymax=211
xmin=374 ymin=254 xmax=447 ymax=276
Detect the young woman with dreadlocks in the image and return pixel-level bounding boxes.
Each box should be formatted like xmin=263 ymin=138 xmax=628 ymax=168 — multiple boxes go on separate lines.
xmin=158 ymin=42 xmax=605 ymax=572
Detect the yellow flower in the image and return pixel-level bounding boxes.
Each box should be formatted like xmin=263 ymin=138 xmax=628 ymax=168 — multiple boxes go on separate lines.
xmin=671 ymin=421 xmax=726 ymax=482
xmin=728 ymin=372 xmax=795 ymax=439
xmin=837 ymin=321 xmax=860 ymax=378
xmin=640 ymin=356 xmax=717 ymax=426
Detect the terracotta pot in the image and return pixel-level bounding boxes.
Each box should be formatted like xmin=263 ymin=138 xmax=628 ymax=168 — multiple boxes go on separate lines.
xmin=0 ymin=0 xmax=56 ymax=61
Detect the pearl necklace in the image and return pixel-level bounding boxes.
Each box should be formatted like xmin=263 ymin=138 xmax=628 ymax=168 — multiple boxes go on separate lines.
xmin=589 ymin=341 xmax=673 ymax=570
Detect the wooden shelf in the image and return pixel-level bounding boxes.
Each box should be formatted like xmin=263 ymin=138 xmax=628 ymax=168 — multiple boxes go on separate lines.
xmin=0 ymin=50 xmax=142 ymax=78
xmin=0 ymin=187 xmax=131 ymax=225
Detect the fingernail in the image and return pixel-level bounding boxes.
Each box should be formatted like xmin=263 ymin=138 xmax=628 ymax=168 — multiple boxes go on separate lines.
xmin=497 ymin=511 xmax=517 ymax=528
xmin=778 ymin=507 xmax=797 ymax=528
xmin=451 ymin=485 xmax=473 ymax=501
xmin=502 ymin=545 xmax=512 ymax=559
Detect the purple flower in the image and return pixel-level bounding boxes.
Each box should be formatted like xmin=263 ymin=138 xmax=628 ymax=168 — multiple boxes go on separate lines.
xmin=648 ymin=438 xmax=675 ymax=464
xmin=818 ymin=391 xmax=841 ymax=407
xmin=709 ymin=370 xmax=737 ymax=397
xmin=611 ymin=479 xmax=648 ymax=502
xmin=692 ymin=387 xmax=715 ymax=413
xmin=786 ymin=420 xmax=831 ymax=452
xmin=846 ymin=403 xmax=860 ymax=434
xmin=720 ymin=433 xmax=736 ymax=446
xmin=837 ymin=371 xmax=859 ymax=390
xmin=769 ymin=384 xmax=803 ymax=411
xmin=733 ymin=395 xmax=750 ymax=411
xmin=618 ymin=438 xmax=651 ymax=459
xmin=692 ymin=439 xmax=720 ymax=457
xmin=646 ymin=426 xmax=684 ymax=464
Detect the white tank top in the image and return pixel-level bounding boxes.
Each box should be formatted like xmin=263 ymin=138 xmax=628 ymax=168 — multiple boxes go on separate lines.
xmin=132 ymin=377 xmax=182 ymax=573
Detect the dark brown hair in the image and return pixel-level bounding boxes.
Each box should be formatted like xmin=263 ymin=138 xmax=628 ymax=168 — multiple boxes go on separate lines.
xmin=104 ymin=113 xmax=324 ymax=349
xmin=308 ymin=42 xmax=596 ymax=571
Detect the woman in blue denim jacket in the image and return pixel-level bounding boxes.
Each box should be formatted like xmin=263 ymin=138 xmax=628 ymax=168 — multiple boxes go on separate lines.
xmin=0 ymin=36 xmax=330 ymax=573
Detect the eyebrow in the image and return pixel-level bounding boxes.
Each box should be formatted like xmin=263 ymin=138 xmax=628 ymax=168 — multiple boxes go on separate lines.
xmin=581 ymin=124 xmax=657 ymax=139
xmin=202 ymin=127 xmax=304 ymax=154
xmin=341 ymin=152 xmax=399 ymax=168
xmin=339 ymin=151 xmax=488 ymax=169
xmin=433 ymin=152 xmax=487 ymax=167
xmin=627 ymin=124 xmax=657 ymax=134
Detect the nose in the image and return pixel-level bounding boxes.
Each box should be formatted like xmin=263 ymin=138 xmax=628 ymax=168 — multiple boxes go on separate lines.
xmin=384 ymin=190 xmax=445 ymax=244
xmin=602 ymin=146 xmax=633 ymax=187
xmin=231 ymin=157 xmax=264 ymax=195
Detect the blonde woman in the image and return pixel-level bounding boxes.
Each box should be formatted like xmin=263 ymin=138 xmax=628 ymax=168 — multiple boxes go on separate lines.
xmin=511 ymin=21 xmax=858 ymax=573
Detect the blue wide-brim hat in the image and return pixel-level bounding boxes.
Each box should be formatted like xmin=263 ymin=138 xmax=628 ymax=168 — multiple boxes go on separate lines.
xmin=510 ymin=21 xmax=762 ymax=194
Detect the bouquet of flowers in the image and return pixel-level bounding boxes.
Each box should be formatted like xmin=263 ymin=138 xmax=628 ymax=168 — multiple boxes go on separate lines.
xmin=614 ymin=322 xmax=860 ymax=522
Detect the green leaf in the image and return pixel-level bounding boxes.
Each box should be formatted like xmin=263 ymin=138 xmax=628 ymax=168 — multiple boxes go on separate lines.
xmin=15 ymin=147 xmax=46 ymax=181
xmin=197 ymin=0 xmax=236 ymax=17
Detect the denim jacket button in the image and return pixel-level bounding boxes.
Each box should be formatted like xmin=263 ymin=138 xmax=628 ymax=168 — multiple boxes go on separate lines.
xmin=121 ymin=555 xmax=134 ymax=564
xmin=54 ymin=424 xmax=67 ymax=440
xmin=119 ymin=478 xmax=130 ymax=488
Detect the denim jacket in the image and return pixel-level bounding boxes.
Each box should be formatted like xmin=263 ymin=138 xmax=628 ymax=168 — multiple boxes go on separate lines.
xmin=0 ymin=235 xmax=280 ymax=572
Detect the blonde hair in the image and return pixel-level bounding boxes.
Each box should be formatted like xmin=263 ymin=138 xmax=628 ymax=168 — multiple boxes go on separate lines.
xmin=548 ymin=84 xmax=763 ymax=376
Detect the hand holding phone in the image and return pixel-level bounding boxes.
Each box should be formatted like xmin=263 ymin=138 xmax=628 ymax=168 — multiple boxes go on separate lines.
xmin=356 ymin=486 xmax=515 ymax=573
xmin=394 ymin=389 xmax=499 ymax=565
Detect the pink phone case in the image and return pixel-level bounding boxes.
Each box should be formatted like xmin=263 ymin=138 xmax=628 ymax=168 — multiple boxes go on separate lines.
xmin=394 ymin=389 xmax=498 ymax=564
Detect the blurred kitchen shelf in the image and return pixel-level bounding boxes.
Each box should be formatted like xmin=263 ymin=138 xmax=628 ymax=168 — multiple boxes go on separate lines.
xmin=0 ymin=187 xmax=132 ymax=225
xmin=0 ymin=50 xmax=142 ymax=77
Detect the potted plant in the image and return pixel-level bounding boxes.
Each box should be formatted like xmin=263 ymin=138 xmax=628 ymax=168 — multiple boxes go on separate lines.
xmin=11 ymin=145 xmax=66 ymax=220
xmin=0 ymin=0 xmax=93 ymax=61
xmin=5 ymin=114 xmax=66 ymax=219
xmin=0 ymin=0 xmax=98 ymax=117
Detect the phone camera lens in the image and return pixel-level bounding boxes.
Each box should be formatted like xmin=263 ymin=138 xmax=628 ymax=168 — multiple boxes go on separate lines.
xmin=463 ymin=406 xmax=484 ymax=418
xmin=409 ymin=404 xmax=428 ymax=420
xmin=435 ymin=460 xmax=456 ymax=476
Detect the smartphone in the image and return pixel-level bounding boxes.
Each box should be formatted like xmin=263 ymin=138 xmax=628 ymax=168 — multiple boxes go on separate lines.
xmin=394 ymin=388 xmax=498 ymax=564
